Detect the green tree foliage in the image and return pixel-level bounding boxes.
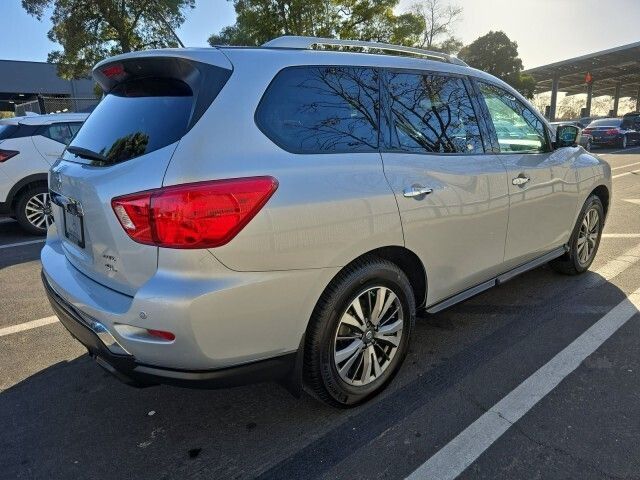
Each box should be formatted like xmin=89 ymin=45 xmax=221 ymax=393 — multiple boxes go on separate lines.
xmin=208 ymin=0 xmax=425 ymax=47
xmin=458 ymin=31 xmax=536 ymax=98
xmin=22 ymin=0 xmax=195 ymax=79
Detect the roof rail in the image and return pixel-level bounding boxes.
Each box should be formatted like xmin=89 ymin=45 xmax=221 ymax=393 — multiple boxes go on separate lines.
xmin=262 ymin=36 xmax=468 ymax=67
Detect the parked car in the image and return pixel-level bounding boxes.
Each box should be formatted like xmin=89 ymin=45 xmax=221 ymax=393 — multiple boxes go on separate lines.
xmin=42 ymin=37 xmax=611 ymax=407
xmin=0 ymin=112 xmax=88 ymax=234
xmin=622 ymin=111 xmax=640 ymax=129
xmin=549 ymin=121 xmax=592 ymax=151
xmin=582 ymin=117 xmax=640 ymax=149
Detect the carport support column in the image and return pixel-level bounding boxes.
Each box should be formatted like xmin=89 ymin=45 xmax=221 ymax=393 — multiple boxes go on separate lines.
xmin=549 ymin=75 xmax=560 ymax=121
xmin=613 ymin=82 xmax=621 ymax=117
xmin=585 ymin=83 xmax=593 ymax=117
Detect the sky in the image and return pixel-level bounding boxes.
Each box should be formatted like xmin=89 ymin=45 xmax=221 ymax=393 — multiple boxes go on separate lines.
xmin=1 ymin=0 xmax=639 ymax=69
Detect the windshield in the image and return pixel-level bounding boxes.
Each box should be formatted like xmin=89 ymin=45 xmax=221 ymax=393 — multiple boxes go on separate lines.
xmin=65 ymin=77 xmax=193 ymax=165
xmin=588 ymin=119 xmax=621 ymax=127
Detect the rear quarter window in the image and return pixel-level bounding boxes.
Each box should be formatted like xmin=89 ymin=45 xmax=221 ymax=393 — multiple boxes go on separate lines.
xmin=65 ymin=78 xmax=193 ymax=164
xmin=255 ymin=66 xmax=380 ymax=154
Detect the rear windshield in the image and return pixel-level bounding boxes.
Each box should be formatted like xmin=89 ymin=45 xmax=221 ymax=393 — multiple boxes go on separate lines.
xmin=588 ymin=119 xmax=621 ymax=127
xmin=66 ymin=78 xmax=193 ymax=164
xmin=0 ymin=124 xmax=18 ymax=140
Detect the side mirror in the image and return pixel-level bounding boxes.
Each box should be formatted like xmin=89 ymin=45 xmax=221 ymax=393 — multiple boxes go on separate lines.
xmin=555 ymin=124 xmax=580 ymax=148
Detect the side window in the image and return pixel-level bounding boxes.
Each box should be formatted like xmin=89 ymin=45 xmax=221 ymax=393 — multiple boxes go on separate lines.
xmin=255 ymin=66 xmax=379 ymax=153
xmin=43 ymin=123 xmax=73 ymax=145
xmin=68 ymin=122 xmax=83 ymax=136
xmin=479 ymin=83 xmax=548 ymax=153
xmin=384 ymin=72 xmax=483 ymax=154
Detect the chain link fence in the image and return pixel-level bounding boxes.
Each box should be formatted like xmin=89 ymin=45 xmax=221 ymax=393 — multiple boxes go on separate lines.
xmin=14 ymin=96 xmax=100 ymax=116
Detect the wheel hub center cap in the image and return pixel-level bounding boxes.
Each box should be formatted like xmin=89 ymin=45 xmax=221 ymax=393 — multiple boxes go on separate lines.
xmin=363 ymin=330 xmax=374 ymax=344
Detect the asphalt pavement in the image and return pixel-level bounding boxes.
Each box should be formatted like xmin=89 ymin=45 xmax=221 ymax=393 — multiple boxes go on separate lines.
xmin=1 ymin=146 xmax=640 ymax=480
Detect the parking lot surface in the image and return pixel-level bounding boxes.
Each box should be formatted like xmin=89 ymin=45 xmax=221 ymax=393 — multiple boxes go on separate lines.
xmin=2 ymin=147 xmax=640 ymax=480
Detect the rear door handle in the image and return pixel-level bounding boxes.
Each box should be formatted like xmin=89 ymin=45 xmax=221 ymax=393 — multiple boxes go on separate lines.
xmin=403 ymin=185 xmax=433 ymax=198
xmin=512 ymin=175 xmax=530 ymax=186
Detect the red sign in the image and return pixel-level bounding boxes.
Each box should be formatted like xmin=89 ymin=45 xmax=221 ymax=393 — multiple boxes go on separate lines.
xmin=585 ymin=72 xmax=593 ymax=84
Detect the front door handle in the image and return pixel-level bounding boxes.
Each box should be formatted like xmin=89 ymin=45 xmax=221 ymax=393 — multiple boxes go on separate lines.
xmin=512 ymin=175 xmax=530 ymax=186
xmin=403 ymin=185 xmax=433 ymax=198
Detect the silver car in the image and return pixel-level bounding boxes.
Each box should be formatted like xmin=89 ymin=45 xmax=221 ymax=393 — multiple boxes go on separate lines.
xmin=41 ymin=37 xmax=611 ymax=407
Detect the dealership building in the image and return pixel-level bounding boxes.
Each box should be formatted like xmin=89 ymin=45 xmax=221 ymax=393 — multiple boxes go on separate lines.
xmin=0 ymin=60 xmax=96 ymax=114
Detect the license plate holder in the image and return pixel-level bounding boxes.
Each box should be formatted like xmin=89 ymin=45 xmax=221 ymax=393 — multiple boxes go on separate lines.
xmin=64 ymin=208 xmax=85 ymax=248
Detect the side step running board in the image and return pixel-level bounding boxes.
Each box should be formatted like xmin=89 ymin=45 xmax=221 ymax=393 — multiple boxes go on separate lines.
xmin=426 ymin=246 xmax=567 ymax=314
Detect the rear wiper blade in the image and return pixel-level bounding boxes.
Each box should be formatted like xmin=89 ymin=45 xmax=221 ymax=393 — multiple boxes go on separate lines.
xmin=66 ymin=145 xmax=108 ymax=163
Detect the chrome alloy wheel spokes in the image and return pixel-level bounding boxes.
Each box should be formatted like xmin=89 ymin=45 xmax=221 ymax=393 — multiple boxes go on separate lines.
xmin=25 ymin=192 xmax=53 ymax=231
xmin=333 ymin=286 xmax=403 ymax=386
xmin=577 ymin=207 xmax=600 ymax=265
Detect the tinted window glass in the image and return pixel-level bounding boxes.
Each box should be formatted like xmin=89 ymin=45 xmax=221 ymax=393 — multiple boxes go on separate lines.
xmin=588 ymin=118 xmax=622 ymax=127
xmin=479 ymin=83 xmax=548 ymax=153
xmin=385 ymin=72 xmax=483 ymax=154
xmin=69 ymin=122 xmax=82 ymax=136
xmin=256 ymin=66 xmax=379 ymax=153
xmin=0 ymin=125 xmax=18 ymax=140
xmin=66 ymin=78 xmax=193 ymax=164
xmin=43 ymin=123 xmax=73 ymax=144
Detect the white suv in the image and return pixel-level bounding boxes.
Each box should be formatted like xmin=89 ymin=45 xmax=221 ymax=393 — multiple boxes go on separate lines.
xmin=0 ymin=112 xmax=88 ymax=234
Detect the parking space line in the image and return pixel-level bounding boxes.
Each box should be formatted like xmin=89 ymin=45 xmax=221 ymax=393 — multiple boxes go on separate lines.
xmin=611 ymin=161 xmax=640 ymax=171
xmin=406 ymin=287 xmax=640 ymax=480
xmin=0 ymin=316 xmax=58 ymax=337
xmin=613 ymin=169 xmax=640 ymax=179
xmin=603 ymin=234 xmax=640 ymax=238
xmin=0 ymin=239 xmax=45 ymax=250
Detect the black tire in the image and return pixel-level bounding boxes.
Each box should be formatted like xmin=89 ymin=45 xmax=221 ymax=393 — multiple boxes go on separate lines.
xmin=14 ymin=184 xmax=52 ymax=236
xmin=620 ymin=135 xmax=628 ymax=149
xmin=550 ymin=194 xmax=604 ymax=275
xmin=304 ymin=256 xmax=415 ymax=407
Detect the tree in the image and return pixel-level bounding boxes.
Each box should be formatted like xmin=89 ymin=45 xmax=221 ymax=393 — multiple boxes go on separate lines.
xmin=410 ymin=0 xmax=462 ymax=53
xmin=22 ymin=0 xmax=195 ymax=79
xmin=458 ymin=31 xmax=536 ymax=98
xmin=208 ymin=0 xmax=424 ymax=47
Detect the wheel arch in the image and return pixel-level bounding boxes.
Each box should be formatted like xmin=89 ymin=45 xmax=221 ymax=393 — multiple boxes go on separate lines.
xmin=7 ymin=173 xmax=48 ymax=213
xmin=591 ymin=184 xmax=610 ymax=219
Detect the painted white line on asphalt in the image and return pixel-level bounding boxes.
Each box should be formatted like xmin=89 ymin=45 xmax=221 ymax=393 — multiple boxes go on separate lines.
xmin=595 ymin=242 xmax=640 ymax=281
xmin=0 ymin=316 xmax=58 ymax=337
xmin=0 ymin=239 xmax=45 ymax=250
xmin=603 ymin=234 xmax=640 ymax=238
xmin=612 ymin=161 xmax=640 ymax=171
xmin=406 ymin=287 xmax=640 ymax=480
xmin=613 ymin=169 xmax=640 ymax=179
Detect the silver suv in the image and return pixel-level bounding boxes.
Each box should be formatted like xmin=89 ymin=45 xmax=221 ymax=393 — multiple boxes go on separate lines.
xmin=42 ymin=37 xmax=611 ymax=407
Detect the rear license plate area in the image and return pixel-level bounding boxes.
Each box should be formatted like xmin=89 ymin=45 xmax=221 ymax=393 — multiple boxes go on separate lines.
xmin=64 ymin=208 xmax=85 ymax=248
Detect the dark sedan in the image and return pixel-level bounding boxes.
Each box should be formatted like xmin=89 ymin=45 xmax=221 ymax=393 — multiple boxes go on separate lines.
xmin=583 ymin=118 xmax=640 ymax=149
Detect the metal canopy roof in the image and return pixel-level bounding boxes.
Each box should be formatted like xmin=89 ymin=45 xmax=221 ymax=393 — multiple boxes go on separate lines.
xmin=524 ymin=41 xmax=640 ymax=97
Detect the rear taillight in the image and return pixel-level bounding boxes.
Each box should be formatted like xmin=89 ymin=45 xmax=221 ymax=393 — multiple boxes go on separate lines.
xmin=582 ymin=128 xmax=592 ymax=134
xmin=605 ymin=128 xmax=620 ymax=135
xmin=0 ymin=149 xmax=19 ymax=162
xmin=111 ymin=177 xmax=278 ymax=249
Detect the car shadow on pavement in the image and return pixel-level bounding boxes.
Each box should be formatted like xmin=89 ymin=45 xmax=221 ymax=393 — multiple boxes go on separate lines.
xmin=0 ymin=268 xmax=634 ymax=480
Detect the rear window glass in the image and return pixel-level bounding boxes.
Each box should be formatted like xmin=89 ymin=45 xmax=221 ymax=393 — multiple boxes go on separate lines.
xmin=0 ymin=125 xmax=17 ymax=140
xmin=255 ymin=66 xmax=379 ymax=154
xmin=588 ymin=119 xmax=621 ymax=127
xmin=66 ymin=78 xmax=193 ymax=164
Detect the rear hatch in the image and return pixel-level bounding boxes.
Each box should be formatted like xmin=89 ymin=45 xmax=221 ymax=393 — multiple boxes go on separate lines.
xmin=50 ymin=51 xmax=232 ymax=296
xmin=585 ymin=120 xmax=622 ymax=140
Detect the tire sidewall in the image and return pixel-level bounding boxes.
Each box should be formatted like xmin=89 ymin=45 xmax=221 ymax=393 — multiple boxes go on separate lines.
xmin=568 ymin=196 xmax=604 ymax=273
xmin=315 ymin=263 xmax=415 ymax=406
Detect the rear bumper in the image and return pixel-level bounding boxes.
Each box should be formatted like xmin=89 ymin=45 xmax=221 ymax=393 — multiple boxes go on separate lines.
xmin=42 ymin=270 xmax=297 ymax=389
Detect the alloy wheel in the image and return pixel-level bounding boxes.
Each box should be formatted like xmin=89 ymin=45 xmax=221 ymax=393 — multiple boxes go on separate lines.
xmin=333 ymin=286 xmax=403 ymax=386
xmin=24 ymin=192 xmax=52 ymax=231
xmin=577 ymin=207 xmax=600 ymax=265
